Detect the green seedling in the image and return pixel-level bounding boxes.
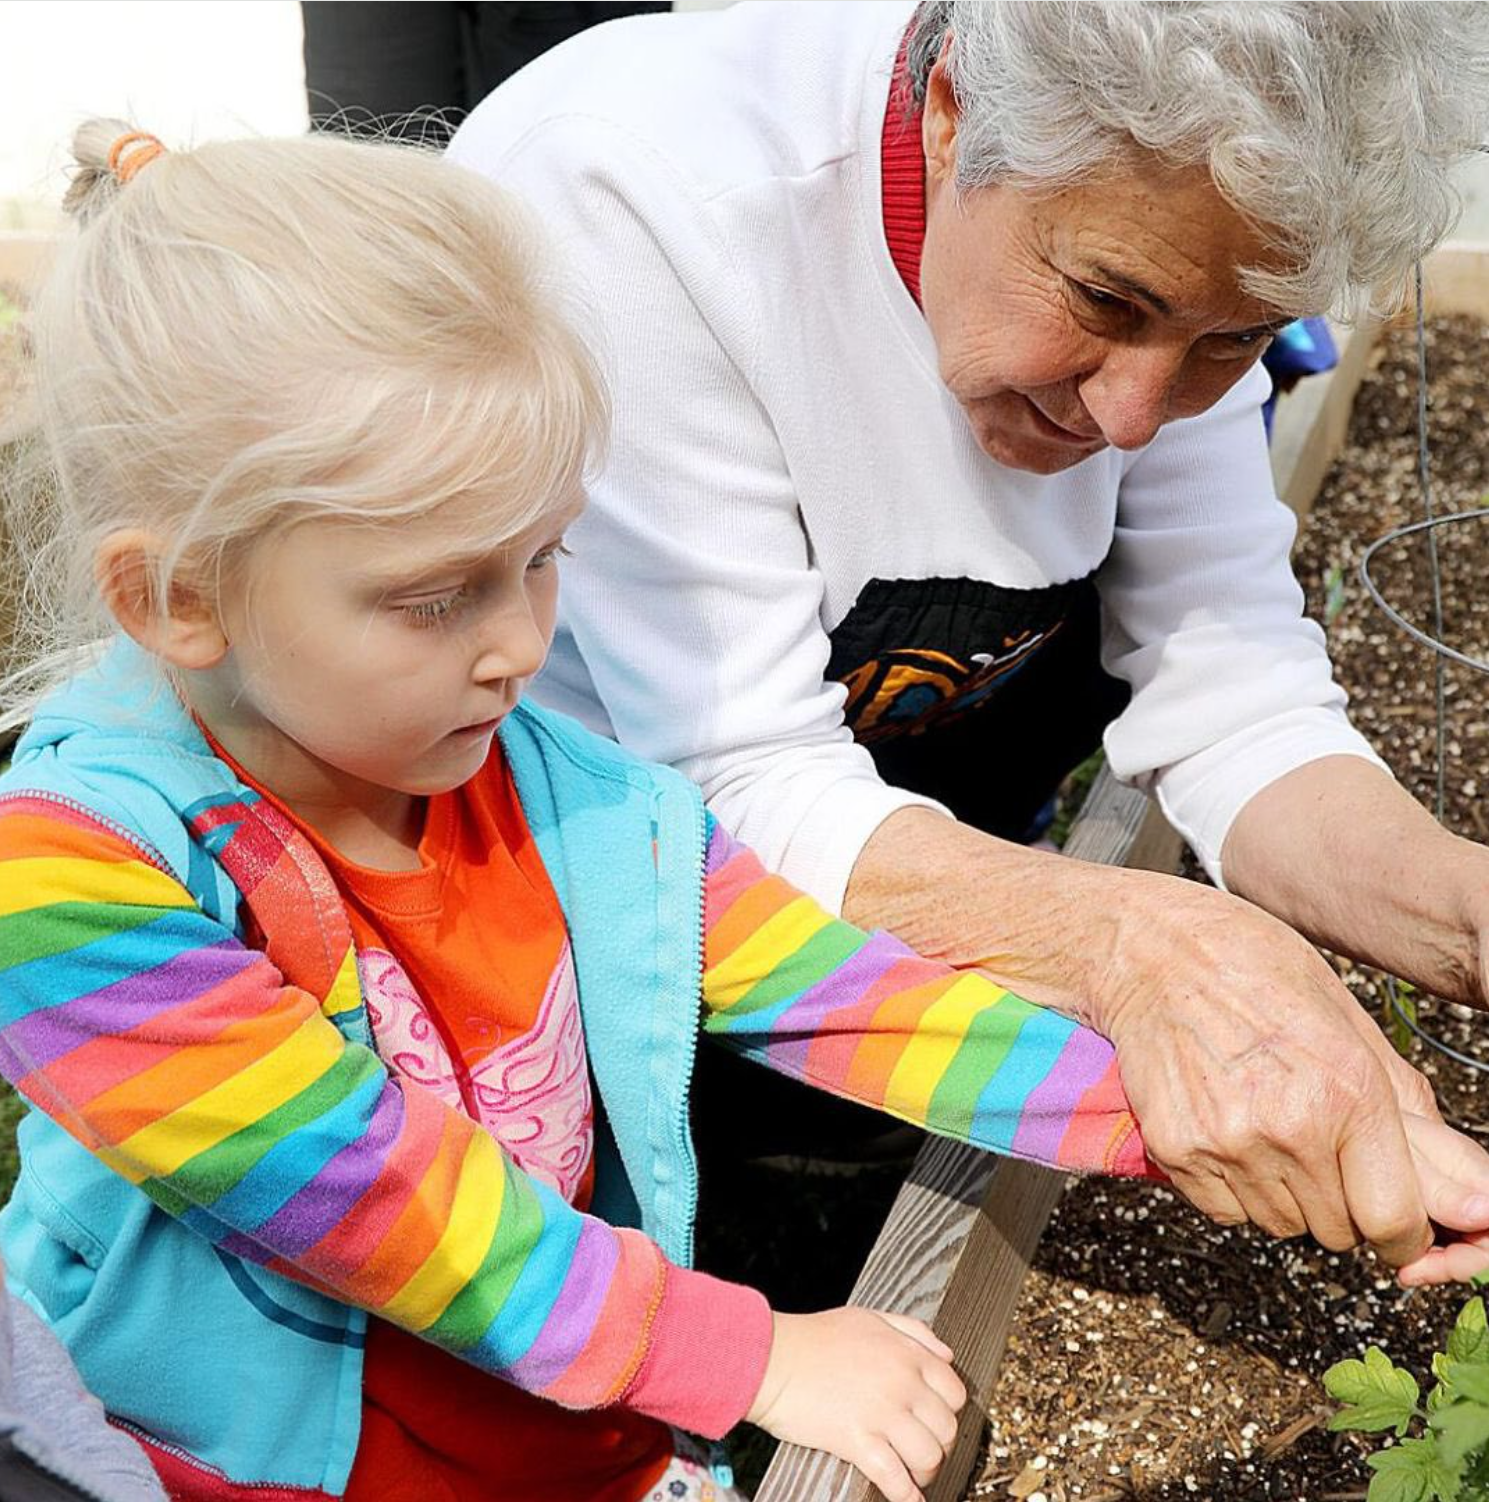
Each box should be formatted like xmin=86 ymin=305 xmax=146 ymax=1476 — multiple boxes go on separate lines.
xmin=1326 ymin=1279 xmax=1489 ymax=1500
xmin=1385 ymin=980 xmax=1419 ymax=1058
xmin=1324 ymin=563 xmax=1348 ymax=626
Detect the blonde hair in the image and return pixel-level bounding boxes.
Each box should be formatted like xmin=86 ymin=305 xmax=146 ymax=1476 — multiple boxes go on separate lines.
xmin=0 ymin=118 xmax=608 ymax=718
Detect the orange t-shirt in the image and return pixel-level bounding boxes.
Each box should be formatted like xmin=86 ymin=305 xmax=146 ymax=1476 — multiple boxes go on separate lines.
xmin=220 ymin=744 xmax=674 ymax=1502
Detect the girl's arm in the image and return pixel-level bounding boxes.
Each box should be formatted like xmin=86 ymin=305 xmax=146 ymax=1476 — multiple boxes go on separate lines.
xmin=0 ymin=802 xmax=767 ymax=1439
xmin=700 ymin=814 xmax=1160 ymax=1179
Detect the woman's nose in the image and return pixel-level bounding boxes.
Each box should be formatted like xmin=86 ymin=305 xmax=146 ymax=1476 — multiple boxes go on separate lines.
xmin=1078 ymin=342 xmax=1188 ymax=451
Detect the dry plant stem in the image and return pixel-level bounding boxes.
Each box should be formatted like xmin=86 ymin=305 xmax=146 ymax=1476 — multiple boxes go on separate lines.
xmin=1222 ymin=754 xmax=1486 ymax=1009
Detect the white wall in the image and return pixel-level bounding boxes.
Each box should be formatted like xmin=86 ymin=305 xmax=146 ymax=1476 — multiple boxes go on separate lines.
xmin=0 ymin=1 xmax=308 ymax=226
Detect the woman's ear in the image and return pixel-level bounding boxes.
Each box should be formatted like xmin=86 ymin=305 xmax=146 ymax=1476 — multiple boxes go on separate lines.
xmin=922 ymin=37 xmax=960 ymax=186
xmin=95 ymin=530 xmax=229 ymax=671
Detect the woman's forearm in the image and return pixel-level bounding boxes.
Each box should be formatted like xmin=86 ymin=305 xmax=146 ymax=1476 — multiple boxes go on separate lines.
xmin=838 ymin=790 xmax=1452 ymax=1269
xmin=841 ymin=804 xmax=1158 ymax=1031
xmin=1220 ymin=755 xmax=1487 ymax=1007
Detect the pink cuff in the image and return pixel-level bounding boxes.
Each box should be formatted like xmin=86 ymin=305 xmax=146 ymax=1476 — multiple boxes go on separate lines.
xmin=622 ymin=1264 xmax=773 ymax=1438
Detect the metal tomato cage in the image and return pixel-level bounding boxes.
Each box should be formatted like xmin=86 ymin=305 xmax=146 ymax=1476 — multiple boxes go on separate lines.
xmin=1358 ymin=263 xmax=1489 ymax=1074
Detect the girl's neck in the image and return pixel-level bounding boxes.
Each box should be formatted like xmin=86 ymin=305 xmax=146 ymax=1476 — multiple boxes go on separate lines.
xmin=183 ymin=679 xmax=428 ymax=873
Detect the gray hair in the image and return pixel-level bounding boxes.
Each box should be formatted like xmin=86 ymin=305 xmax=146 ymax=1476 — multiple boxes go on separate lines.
xmin=904 ymin=1 xmax=1489 ymax=317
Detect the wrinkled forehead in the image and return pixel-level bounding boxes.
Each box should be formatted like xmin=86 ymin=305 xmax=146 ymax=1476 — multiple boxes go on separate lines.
xmin=1032 ymin=159 xmax=1298 ymax=324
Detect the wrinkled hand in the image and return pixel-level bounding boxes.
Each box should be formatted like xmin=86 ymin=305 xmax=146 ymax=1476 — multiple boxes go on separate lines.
xmin=1098 ymin=877 xmax=1456 ymax=1265
xmin=747 ymin=1308 xmax=967 ymax=1502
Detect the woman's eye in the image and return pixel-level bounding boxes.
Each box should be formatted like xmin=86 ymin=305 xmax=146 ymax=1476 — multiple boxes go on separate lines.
xmin=1202 ymin=328 xmax=1277 ymax=361
xmin=399 ymin=590 xmax=468 ymax=626
xmin=1075 ymin=281 xmax=1124 ymax=311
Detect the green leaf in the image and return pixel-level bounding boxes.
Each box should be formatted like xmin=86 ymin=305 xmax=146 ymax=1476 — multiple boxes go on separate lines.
xmin=1328 ymin=1348 xmax=1422 ymax=1436
xmin=1429 ymin=1360 xmax=1453 ymax=1415
xmin=1439 ymin=1361 xmax=1489 ymax=1409
xmin=1450 ymin=1302 xmax=1489 ymax=1366
xmin=1366 ymin=1436 xmax=1462 ymax=1502
xmin=1431 ymin=1398 xmax=1489 ymax=1466
xmin=1324 ymin=563 xmax=1348 ymax=626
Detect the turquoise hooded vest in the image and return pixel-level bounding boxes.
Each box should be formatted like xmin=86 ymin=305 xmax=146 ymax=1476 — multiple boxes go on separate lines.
xmin=0 ymin=643 xmax=709 ymax=1495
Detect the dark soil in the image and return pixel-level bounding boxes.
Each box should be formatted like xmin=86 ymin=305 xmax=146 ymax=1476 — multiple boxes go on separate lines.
xmin=967 ymin=314 xmax=1489 ymax=1502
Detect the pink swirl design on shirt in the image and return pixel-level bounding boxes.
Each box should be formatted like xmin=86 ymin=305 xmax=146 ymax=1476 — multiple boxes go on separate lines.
xmin=358 ymin=944 xmax=593 ymax=1203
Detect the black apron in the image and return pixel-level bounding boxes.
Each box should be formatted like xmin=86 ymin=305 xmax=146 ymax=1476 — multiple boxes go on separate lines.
xmin=826 ymin=573 xmax=1129 ymax=838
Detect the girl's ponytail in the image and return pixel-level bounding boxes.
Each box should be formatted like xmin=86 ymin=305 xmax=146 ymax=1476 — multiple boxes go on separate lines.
xmin=61 ymin=118 xmax=167 ymax=224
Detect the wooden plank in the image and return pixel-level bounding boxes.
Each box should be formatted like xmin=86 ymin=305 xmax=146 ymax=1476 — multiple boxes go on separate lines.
xmin=754 ymin=768 xmax=1180 ymax=1502
xmin=1268 ymin=241 xmax=1489 ymax=526
xmin=1422 ymin=240 xmax=1489 ymax=320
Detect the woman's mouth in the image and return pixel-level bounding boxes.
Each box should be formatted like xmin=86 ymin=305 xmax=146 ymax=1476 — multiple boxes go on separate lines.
xmin=1024 ymin=396 xmax=1104 ymax=447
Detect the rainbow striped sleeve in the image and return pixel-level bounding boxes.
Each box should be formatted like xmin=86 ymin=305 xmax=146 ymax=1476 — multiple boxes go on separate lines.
xmin=700 ymin=818 xmax=1159 ymax=1178
xmin=0 ymin=800 xmax=771 ymax=1437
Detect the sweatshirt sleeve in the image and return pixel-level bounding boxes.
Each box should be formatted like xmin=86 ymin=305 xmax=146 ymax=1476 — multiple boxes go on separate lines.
xmin=0 ymin=799 xmax=769 ymax=1438
xmin=1099 ymin=364 xmax=1389 ymax=886
xmin=699 ymin=816 xmax=1160 ymax=1179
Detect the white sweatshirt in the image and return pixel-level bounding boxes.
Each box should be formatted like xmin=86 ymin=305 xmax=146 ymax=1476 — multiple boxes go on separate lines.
xmin=450 ymin=0 xmax=1384 ymax=911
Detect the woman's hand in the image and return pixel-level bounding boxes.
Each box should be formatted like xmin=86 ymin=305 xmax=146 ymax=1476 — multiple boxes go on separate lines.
xmin=746 ymin=1308 xmax=967 ymax=1502
xmin=845 ymin=797 xmax=1474 ymax=1270
xmin=1097 ymin=874 xmax=1440 ymax=1263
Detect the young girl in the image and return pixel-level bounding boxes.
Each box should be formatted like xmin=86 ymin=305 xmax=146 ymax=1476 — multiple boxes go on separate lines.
xmin=0 ymin=121 xmax=1485 ymax=1502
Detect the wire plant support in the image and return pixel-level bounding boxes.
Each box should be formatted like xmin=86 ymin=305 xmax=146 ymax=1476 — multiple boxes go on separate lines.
xmin=1361 ymin=264 xmax=1489 ymax=1074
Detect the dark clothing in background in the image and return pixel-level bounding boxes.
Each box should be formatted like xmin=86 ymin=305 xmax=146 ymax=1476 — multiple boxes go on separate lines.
xmin=302 ymin=2 xmax=670 ymax=143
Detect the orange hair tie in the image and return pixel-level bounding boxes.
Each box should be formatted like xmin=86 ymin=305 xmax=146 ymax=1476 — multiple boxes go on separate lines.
xmin=107 ymin=131 xmax=166 ymax=185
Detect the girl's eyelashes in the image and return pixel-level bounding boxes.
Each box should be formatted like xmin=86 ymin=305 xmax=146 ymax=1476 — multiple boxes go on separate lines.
xmin=391 ymin=541 xmax=570 ymax=625
xmin=528 ymin=541 xmax=573 ymax=571
xmin=398 ymin=588 xmax=470 ymax=627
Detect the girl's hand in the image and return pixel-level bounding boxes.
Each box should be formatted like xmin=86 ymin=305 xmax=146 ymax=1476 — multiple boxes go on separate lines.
xmin=746 ymin=1308 xmax=966 ymax=1502
xmin=1396 ymin=1111 xmax=1489 ymax=1287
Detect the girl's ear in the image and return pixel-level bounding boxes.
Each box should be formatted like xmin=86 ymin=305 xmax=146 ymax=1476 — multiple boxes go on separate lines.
xmin=95 ymin=530 xmax=230 ymax=671
xmin=922 ymin=37 xmax=960 ymax=186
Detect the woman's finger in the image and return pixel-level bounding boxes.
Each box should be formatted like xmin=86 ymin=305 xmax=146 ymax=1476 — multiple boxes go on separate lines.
xmin=1398 ymin=1236 xmax=1489 ymax=1287
xmin=1336 ymin=1100 xmax=1432 ymax=1266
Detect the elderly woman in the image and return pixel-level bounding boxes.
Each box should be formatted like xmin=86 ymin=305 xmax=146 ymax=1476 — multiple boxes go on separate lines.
xmin=451 ymin=2 xmax=1489 ymax=1268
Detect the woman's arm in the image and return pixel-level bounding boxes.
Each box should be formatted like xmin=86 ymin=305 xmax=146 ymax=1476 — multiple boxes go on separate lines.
xmin=1222 ymin=755 xmax=1489 ymax=1007
xmin=0 ymin=800 xmax=768 ymax=1439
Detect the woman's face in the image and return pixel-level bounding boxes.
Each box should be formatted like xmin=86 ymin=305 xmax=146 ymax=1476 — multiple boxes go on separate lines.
xmin=918 ymin=70 xmax=1296 ymax=476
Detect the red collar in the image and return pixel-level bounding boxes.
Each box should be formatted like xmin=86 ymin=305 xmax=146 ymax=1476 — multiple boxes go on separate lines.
xmin=880 ymin=33 xmax=926 ymax=306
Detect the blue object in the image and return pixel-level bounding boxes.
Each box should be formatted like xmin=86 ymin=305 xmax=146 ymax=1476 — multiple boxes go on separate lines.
xmin=1261 ymin=316 xmax=1338 ymax=437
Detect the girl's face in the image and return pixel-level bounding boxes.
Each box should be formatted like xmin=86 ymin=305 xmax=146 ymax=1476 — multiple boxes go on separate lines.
xmin=193 ymin=490 xmax=581 ymax=835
